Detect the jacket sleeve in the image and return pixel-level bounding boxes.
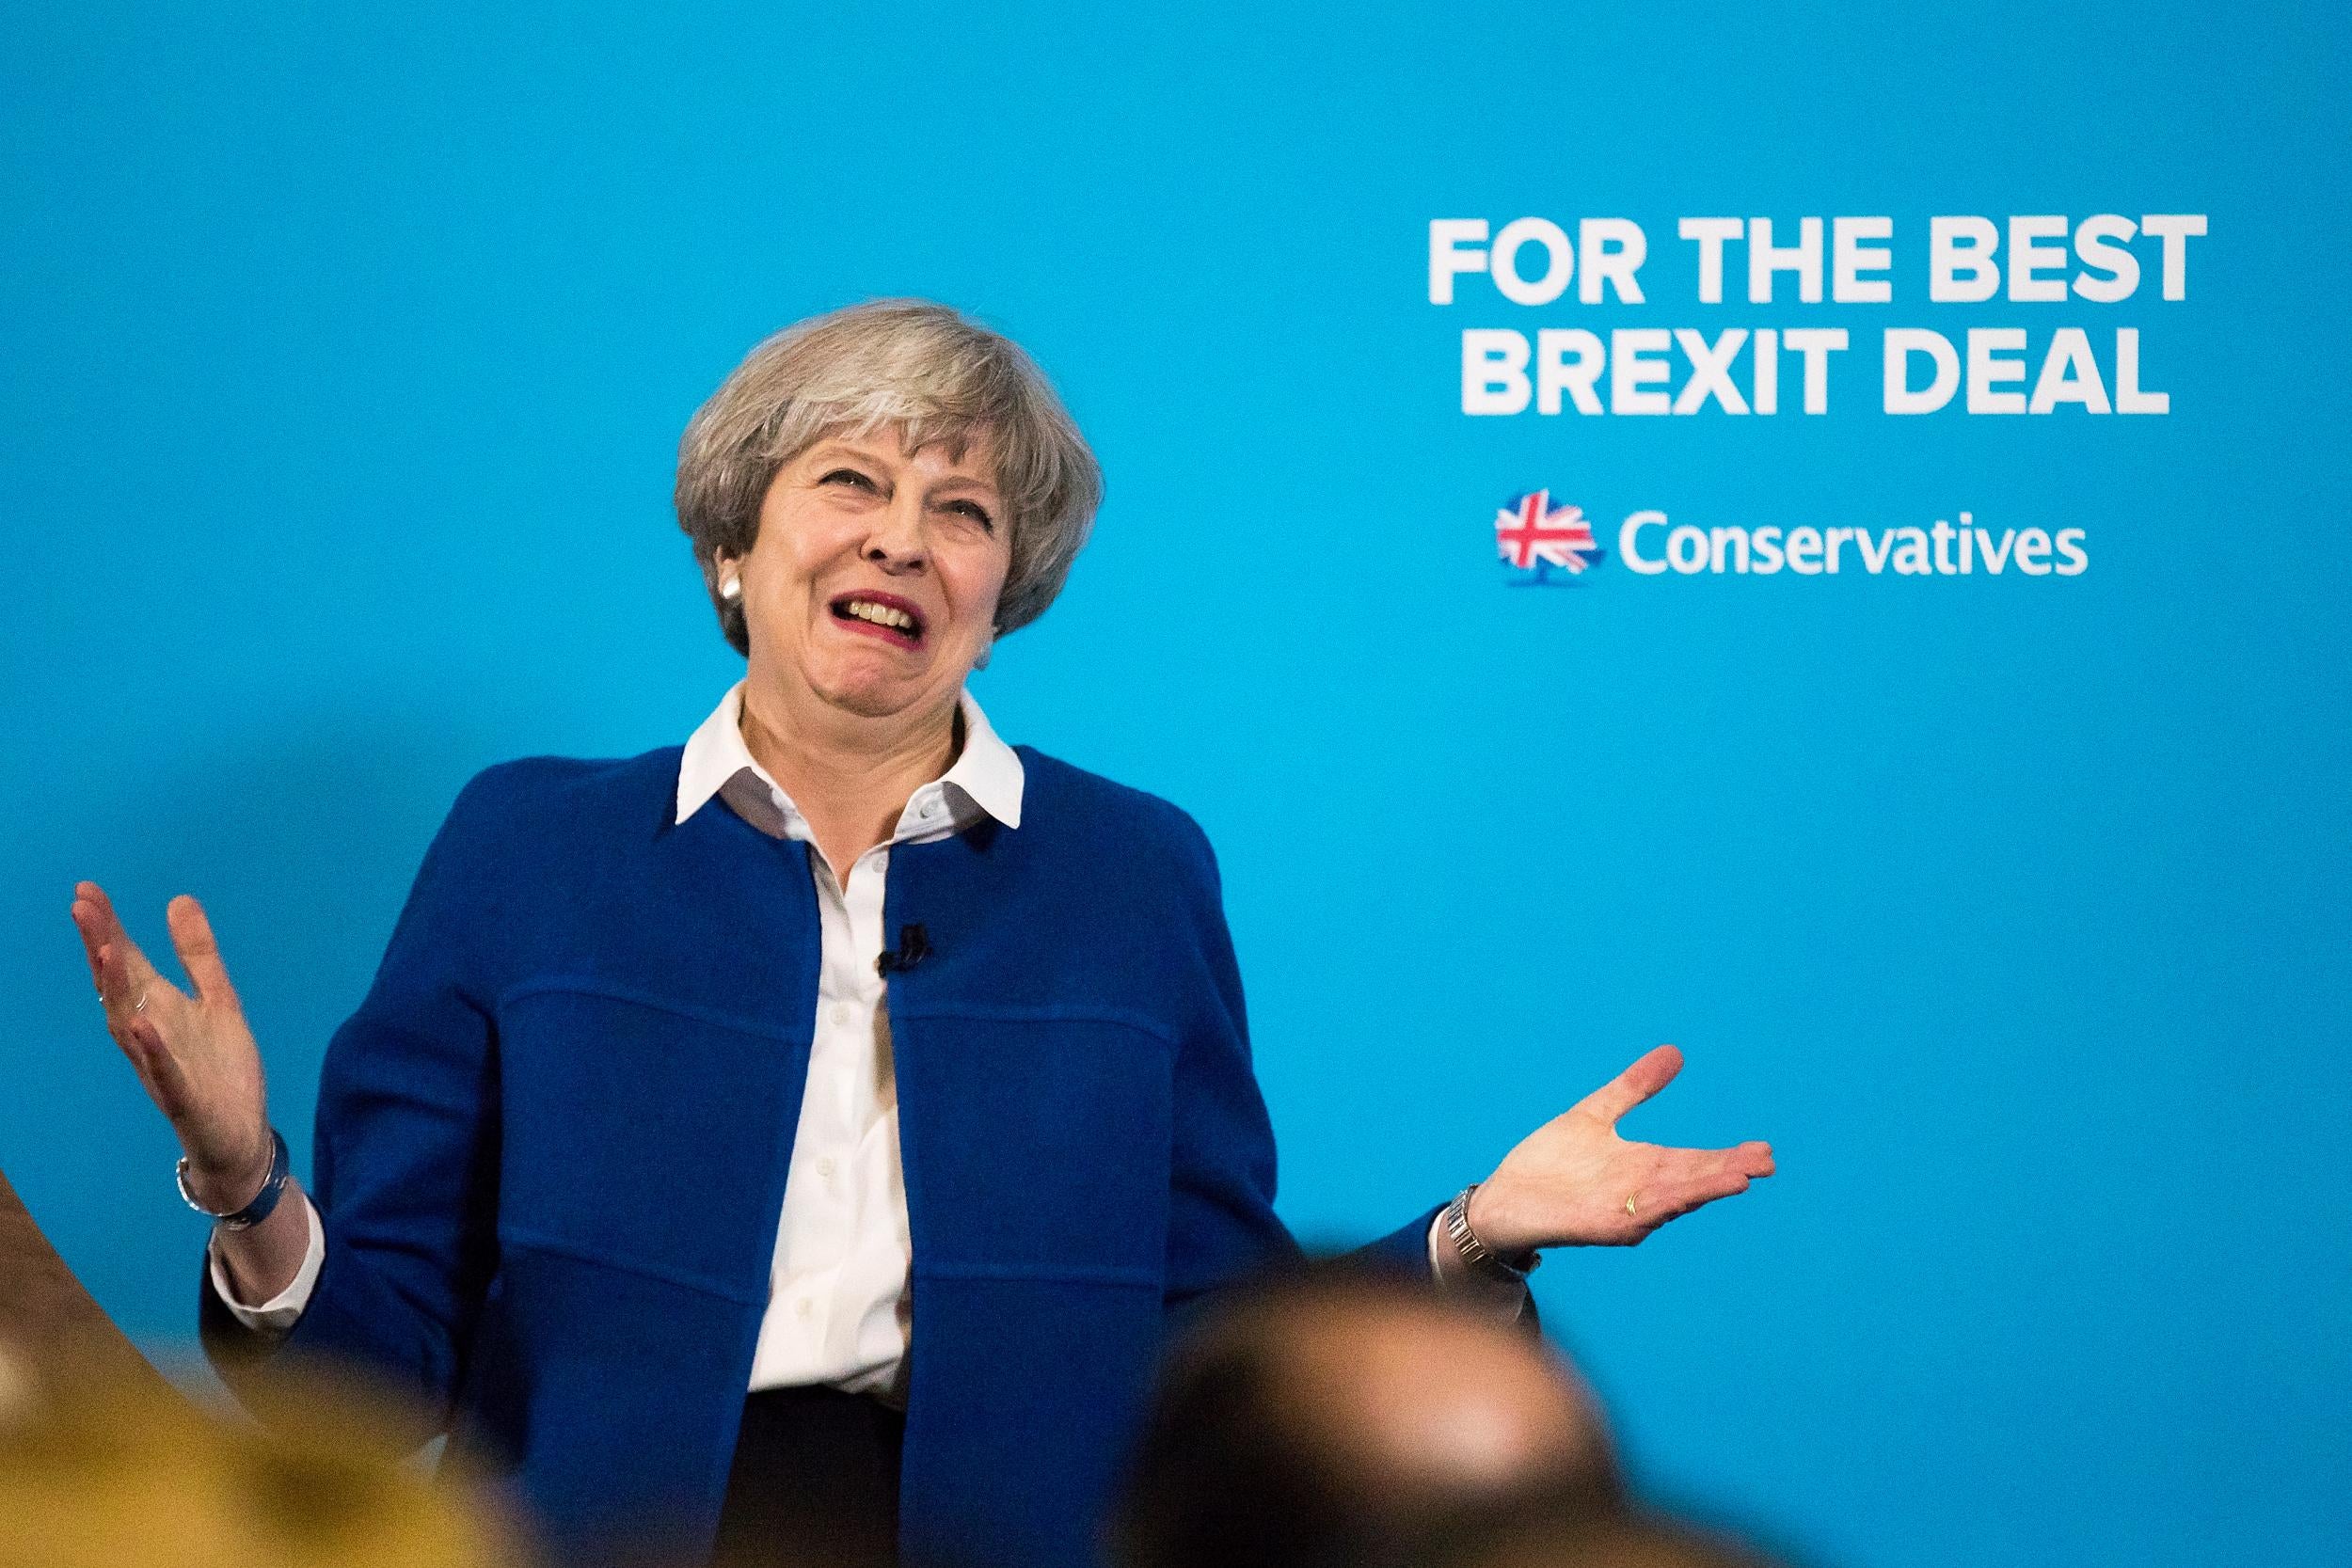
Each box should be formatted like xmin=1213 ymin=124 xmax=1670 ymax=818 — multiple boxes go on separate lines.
xmin=1156 ymin=807 xmax=1450 ymax=1319
xmin=200 ymin=770 xmax=509 ymax=1423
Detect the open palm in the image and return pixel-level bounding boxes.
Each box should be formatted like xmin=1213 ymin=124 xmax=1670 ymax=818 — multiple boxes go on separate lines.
xmin=1470 ymin=1044 xmax=1774 ymax=1252
xmin=68 ymin=882 xmax=271 ymax=1207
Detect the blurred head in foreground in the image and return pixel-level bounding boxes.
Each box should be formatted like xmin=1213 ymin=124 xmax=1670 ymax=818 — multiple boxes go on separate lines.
xmin=1406 ymin=1505 xmax=1800 ymax=1568
xmin=0 ymin=1371 xmax=535 ymax=1568
xmin=1110 ymin=1263 xmax=1619 ymax=1568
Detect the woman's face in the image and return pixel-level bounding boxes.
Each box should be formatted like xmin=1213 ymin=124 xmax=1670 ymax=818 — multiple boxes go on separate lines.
xmin=725 ymin=428 xmax=1011 ymax=724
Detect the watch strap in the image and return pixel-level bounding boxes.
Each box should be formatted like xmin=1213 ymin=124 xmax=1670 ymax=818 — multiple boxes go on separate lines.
xmin=1443 ymin=1182 xmax=1540 ymax=1284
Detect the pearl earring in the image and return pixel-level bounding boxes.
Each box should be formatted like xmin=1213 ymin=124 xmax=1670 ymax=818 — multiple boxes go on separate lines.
xmin=720 ymin=578 xmax=741 ymax=601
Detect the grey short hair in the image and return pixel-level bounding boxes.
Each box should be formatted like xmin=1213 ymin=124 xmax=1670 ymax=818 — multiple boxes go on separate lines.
xmin=675 ymin=299 xmax=1104 ymax=655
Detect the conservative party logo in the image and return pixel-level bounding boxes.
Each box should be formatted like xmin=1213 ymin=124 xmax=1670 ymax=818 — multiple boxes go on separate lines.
xmin=1492 ymin=495 xmax=2090 ymax=583
xmin=1496 ymin=489 xmax=1604 ymax=584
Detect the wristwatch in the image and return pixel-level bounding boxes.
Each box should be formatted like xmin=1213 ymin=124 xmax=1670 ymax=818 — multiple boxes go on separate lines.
xmin=177 ymin=1128 xmax=292 ymax=1232
xmin=1442 ymin=1182 xmax=1540 ymax=1285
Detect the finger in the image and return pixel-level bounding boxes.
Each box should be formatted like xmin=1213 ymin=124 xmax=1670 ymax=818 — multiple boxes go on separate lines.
xmin=72 ymin=906 xmax=150 ymax=1014
xmin=92 ymin=941 xmax=179 ymax=1054
xmin=167 ymin=895 xmax=239 ymax=1012
xmin=76 ymin=879 xmax=123 ymax=932
xmin=93 ymin=937 xmax=135 ymax=1022
xmin=94 ymin=937 xmax=143 ymax=1015
xmin=1695 ymin=1142 xmax=1773 ymax=1179
xmin=76 ymin=882 xmax=148 ymax=967
xmin=127 ymin=1015 xmax=196 ymax=1122
xmin=113 ymin=1012 xmax=169 ymax=1093
xmin=1575 ymin=1043 xmax=1685 ymax=1126
xmin=110 ymin=1007 xmax=179 ymax=1102
xmin=1650 ymin=1141 xmax=1775 ymax=1185
xmin=1683 ymin=1140 xmax=1774 ymax=1180
xmin=91 ymin=912 xmax=183 ymax=1015
xmin=70 ymin=898 xmax=110 ymax=991
xmin=71 ymin=881 xmax=127 ymax=991
xmin=1644 ymin=1171 xmax=1755 ymax=1226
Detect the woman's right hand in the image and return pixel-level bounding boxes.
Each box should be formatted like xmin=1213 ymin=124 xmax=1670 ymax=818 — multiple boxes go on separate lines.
xmin=69 ymin=882 xmax=274 ymax=1213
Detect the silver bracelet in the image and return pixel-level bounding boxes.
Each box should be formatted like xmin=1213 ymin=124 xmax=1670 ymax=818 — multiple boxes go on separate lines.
xmin=178 ymin=1129 xmax=291 ymax=1232
xmin=1442 ymin=1182 xmax=1540 ymax=1284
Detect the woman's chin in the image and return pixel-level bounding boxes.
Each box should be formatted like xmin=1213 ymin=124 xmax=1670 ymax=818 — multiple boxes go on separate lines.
xmin=806 ymin=664 xmax=944 ymax=721
xmin=756 ymin=628 xmax=969 ymax=724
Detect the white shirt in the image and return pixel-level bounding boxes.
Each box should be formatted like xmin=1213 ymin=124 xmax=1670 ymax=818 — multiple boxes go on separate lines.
xmin=211 ymin=684 xmax=1511 ymax=1363
xmin=673 ymin=680 xmax=1024 ymax=1399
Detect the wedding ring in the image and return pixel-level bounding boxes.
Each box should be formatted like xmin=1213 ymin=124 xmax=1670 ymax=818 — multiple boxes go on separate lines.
xmin=1623 ymin=1195 xmax=1638 ymax=1217
xmin=133 ymin=991 xmax=149 ymax=1015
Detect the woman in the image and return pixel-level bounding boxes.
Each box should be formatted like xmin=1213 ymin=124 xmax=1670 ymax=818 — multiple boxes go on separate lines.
xmin=70 ymin=301 xmax=1773 ymax=1568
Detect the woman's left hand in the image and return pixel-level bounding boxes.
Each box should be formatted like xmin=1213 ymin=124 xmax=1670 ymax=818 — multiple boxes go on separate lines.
xmin=1468 ymin=1045 xmax=1774 ymax=1252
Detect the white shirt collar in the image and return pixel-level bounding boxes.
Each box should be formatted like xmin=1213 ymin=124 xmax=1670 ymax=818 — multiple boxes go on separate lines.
xmin=675 ymin=680 xmax=1025 ymax=838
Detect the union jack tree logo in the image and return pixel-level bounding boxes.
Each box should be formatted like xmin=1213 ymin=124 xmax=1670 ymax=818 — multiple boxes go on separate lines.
xmin=1496 ymin=490 xmax=1602 ymax=579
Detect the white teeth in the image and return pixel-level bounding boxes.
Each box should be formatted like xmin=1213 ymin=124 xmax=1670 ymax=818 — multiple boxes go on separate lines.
xmin=844 ymin=600 xmax=915 ymax=633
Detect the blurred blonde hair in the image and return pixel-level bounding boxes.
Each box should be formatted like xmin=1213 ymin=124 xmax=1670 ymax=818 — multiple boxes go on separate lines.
xmin=0 ymin=1372 xmax=536 ymax=1568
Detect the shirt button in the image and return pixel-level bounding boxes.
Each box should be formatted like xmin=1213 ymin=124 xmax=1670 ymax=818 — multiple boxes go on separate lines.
xmin=830 ymin=1002 xmax=853 ymax=1027
xmin=795 ymin=1298 xmax=814 ymax=1321
xmin=817 ymin=1156 xmax=836 ymax=1179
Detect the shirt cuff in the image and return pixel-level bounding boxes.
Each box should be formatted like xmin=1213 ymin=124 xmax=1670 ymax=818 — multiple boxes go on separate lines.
xmin=207 ymin=1193 xmax=325 ymax=1333
xmin=1426 ymin=1213 xmax=1532 ymax=1320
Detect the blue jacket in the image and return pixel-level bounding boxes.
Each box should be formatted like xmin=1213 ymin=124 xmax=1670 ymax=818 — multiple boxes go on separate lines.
xmin=202 ymin=743 xmax=1439 ymax=1567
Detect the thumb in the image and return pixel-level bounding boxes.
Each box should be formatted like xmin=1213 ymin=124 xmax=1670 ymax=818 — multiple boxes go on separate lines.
xmin=167 ymin=895 xmax=240 ymax=1012
xmin=1575 ymin=1043 xmax=1686 ymax=1126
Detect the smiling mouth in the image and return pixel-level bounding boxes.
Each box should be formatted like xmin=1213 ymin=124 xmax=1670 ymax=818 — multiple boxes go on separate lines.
xmin=829 ymin=592 xmax=926 ymax=647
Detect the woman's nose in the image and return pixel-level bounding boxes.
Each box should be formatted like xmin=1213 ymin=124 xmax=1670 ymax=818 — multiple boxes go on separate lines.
xmin=863 ymin=495 xmax=929 ymax=570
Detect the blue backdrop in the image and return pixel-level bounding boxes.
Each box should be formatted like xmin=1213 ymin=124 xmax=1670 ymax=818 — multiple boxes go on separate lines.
xmin=4 ymin=6 xmax=2345 ymax=1567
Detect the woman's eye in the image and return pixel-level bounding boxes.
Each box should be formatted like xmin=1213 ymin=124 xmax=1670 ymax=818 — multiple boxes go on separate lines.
xmin=947 ymin=500 xmax=994 ymax=531
xmin=819 ymin=468 xmax=874 ymax=491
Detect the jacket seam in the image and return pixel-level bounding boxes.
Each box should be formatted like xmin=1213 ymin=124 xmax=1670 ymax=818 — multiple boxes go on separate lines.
xmin=496 ymin=1225 xmax=768 ymax=1307
xmin=498 ymin=976 xmax=807 ymax=1045
xmin=914 ymin=1259 xmax=1163 ymax=1287
xmin=889 ymin=1003 xmax=1179 ymax=1048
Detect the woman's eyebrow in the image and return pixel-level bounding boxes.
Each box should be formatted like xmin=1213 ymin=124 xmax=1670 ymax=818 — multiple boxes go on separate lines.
xmin=806 ymin=440 xmax=885 ymax=467
xmin=930 ymin=475 xmax=1001 ymax=498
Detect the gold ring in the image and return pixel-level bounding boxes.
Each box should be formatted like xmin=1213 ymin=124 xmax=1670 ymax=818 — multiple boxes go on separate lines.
xmin=1623 ymin=1195 xmax=1638 ymax=1217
